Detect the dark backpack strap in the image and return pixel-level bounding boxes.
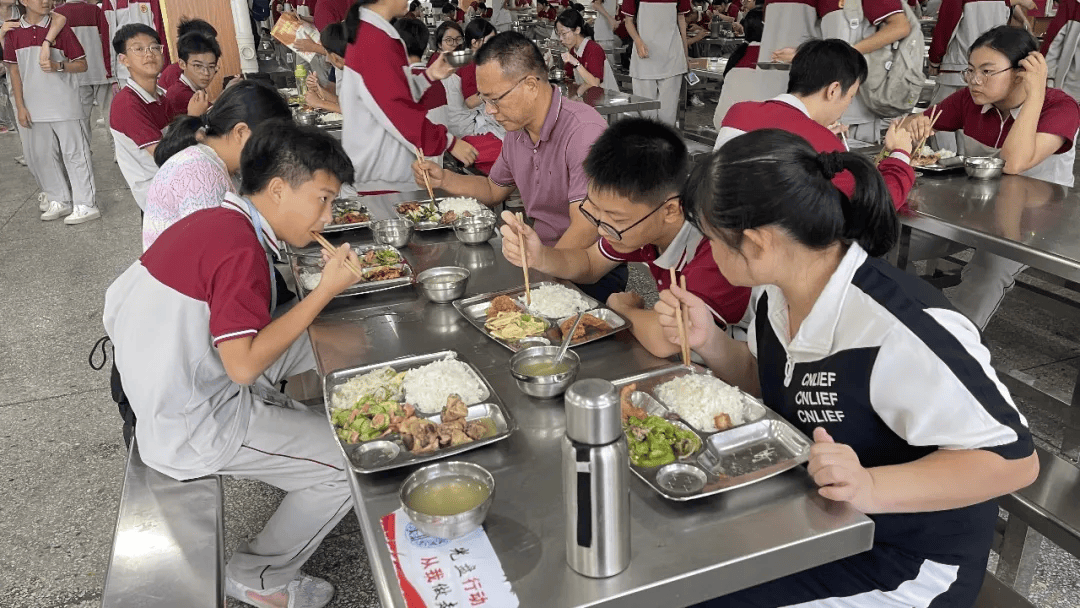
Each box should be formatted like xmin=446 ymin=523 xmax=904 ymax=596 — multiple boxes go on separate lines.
xmin=91 ymin=336 xmax=137 ymax=446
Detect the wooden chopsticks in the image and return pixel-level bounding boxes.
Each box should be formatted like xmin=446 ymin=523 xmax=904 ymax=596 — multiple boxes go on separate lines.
xmin=413 ymin=147 xmax=438 ymax=207
xmin=517 ymin=212 xmax=531 ymax=305
xmin=912 ymin=107 xmax=943 ymax=159
xmin=670 ymin=268 xmax=690 ymax=367
xmin=310 ymin=231 xmax=362 ymax=278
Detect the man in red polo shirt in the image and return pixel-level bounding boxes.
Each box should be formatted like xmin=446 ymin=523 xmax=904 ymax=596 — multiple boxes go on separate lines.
xmin=500 ymin=118 xmax=750 ymax=356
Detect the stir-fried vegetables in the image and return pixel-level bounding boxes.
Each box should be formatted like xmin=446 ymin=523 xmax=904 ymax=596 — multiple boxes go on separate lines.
xmin=624 ymin=415 xmax=701 ymax=468
xmin=485 ymin=311 xmax=547 ymax=342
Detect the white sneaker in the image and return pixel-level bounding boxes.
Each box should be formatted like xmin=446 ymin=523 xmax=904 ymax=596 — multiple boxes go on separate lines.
xmin=226 ymin=573 xmax=335 ymax=608
xmin=14 ymin=155 xmax=27 ymax=166
xmin=64 ymin=205 xmax=101 ymax=224
xmin=41 ymin=200 xmax=73 ymax=221
xmin=690 ymin=95 xmax=705 ymax=107
xmin=37 ymin=192 xmax=49 ymax=212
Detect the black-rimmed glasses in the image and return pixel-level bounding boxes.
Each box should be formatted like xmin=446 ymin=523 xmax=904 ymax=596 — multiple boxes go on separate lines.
xmin=478 ymin=75 xmax=530 ymax=109
xmin=578 ymin=195 xmax=678 ymax=241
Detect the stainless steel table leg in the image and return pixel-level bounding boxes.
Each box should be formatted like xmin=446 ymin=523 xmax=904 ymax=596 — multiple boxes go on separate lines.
xmin=996 ymin=513 xmax=1043 ymax=595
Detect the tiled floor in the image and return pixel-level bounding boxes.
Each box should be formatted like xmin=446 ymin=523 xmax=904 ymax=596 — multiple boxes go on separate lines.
xmin=2 ymin=105 xmax=1079 ymax=607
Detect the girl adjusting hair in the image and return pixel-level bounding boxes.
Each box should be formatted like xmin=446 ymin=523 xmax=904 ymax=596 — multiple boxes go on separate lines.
xmin=661 ymin=129 xmax=1038 ymax=608
xmin=142 ymin=80 xmax=292 ymax=250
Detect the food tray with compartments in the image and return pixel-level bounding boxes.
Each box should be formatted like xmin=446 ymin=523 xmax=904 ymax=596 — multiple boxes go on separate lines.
xmin=321 ymin=199 xmax=372 ymax=233
xmin=452 ymin=281 xmax=631 ymax=351
xmin=612 ymin=365 xmax=811 ymax=501
xmin=914 ymin=155 xmax=965 ymax=173
xmin=322 ymin=350 xmax=516 ymax=474
xmin=394 ymin=197 xmax=454 ymax=231
xmin=289 ymin=244 xmax=415 ymax=299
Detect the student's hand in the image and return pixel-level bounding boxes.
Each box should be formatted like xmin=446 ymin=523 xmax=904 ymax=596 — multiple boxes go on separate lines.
xmin=771 ymin=47 xmax=796 ymax=63
xmin=808 ymin=427 xmax=877 ymax=513
xmin=187 ymin=90 xmax=210 ymax=117
xmin=39 ymin=46 xmax=52 ymax=72
xmin=412 ymin=158 xmax=447 ymax=189
xmin=1 ymin=21 xmax=17 ymax=38
xmin=732 ymin=22 xmax=744 ymax=36
xmin=315 ymin=242 xmax=362 ymax=296
xmin=1011 ymin=0 xmax=1036 ymax=10
xmin=904 ymin=113 xmax=935 ymax=148
xmin=655 ymin=282 xmax=721 ymax=351
xmin=1017 ymin=51 xmax=1048 ymax=99
xmin=499 ymin=210 xmax=545 ymax=270
xmin=304 ymin=89 xmax=327 ymax=110
xmin=450 ymin=138 xmax=479 ymax=166
xmin=884 ymin=118 xmax=914 ymax=156
xmin=636 ymin=42 xmax=650 ymax=59
xmin=561 ymin=51 xmax=579 ymax=67
xmin=17 ymin=106 xmax=31 ymax=128
xmin=292 ymin=37 xmax=324 ymax=55
xmin=306 ymin=72 xmax=323 ymax=98
xmin=426 ymin=53 xmax=457 ymax=82
xmin=607 ymin=291 xmax=644 ymax=313
xmin=827 ymin=121 xmax=849 ymax=137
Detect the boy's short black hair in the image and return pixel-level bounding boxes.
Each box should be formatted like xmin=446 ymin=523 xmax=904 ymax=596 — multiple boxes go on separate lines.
xmin=240 ymin=119 xmax=354 ymax=195
xmin=583 ymin=118 xmax=688 ymax=205
xmin=787 ymin=38 xmax=868 ymax=96
xmin=113 ymin=24 xmax=160 ymax=57
xmin=320 ymin=22 xmax=348 ymax=57
xmin=178 ymin=18 xmax=217 ymax=39
xmin=442 ymin=4 xmax=456 ymax=14
xmin=177 ymin=32 xmax=222 ymax=62
xmin=394 ymin=18 xmax=430 ymax=60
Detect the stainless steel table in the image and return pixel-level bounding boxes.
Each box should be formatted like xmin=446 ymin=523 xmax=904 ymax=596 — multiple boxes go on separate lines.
xmin=304 ymin=193 xmax=874 ymax=608
xmin=560 ymin=84 xmax=661 ymax=118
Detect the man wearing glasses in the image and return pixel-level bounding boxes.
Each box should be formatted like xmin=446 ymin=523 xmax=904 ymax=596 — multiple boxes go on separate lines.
xmin=164 ymin=32 xmax=217 ymax=118
xmin=412 ymin=32 xmax=629 ymax=301
xmin=498 ymin=118 xmax=750 ymax=357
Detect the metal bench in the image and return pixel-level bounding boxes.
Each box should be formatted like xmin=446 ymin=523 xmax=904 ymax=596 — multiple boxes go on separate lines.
xmin=101 ymin=439 xmax=225 ymax=608
xmin=975 ymin=571 xmax=1037 ymax=608
xmin=995 ymin=446 xmax=1080 ymax=594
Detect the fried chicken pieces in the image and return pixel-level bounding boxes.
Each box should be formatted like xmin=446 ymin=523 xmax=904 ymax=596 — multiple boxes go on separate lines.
xmin=486 ymin=295 xmax=520 ymax=318
xmin=558 ymin=313 xmax=612 ymax=342
xmin=399 ymin=394 xmax=490 ymax=454
xmin=620 ymin=383 xmax=647 ymax=423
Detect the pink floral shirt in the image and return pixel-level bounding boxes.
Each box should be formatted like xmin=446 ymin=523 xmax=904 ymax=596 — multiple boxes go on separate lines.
xmin=142 ymin=144 xmax=236 ymax=251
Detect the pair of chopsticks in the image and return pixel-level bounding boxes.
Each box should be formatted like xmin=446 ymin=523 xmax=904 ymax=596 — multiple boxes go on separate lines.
xmin=669 ymin=268 xmax=691 ymax=366
xmin=413 ymin=147 xmax=438 ymax=207
xmin=516 ymin=212 xmax=531 ymax=305
xmin=912 ymin=107 xmax=943 ymax=158
xmin=310 ymin=231 xmax=363 ymax=278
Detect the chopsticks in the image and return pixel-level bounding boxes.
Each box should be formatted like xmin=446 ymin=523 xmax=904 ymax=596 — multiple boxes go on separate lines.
xmin=670 ymin=268 xmax=690 ymax=367
xmin=310 ymin=231 xmax=362 ymax=278
xmin=517 ymin=212 xmax=531 ymax=305
xmin=413 ymin=146 xmax=438 ymax=207
xmin=912 ymin=107 xmax=943 ymax=158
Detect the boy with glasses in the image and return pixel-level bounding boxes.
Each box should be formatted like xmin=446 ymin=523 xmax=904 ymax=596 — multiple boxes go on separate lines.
xmin=499 ymin=118 xmax=750 ymax=356
xmin=164 ymin=32 xmax=218 ymax=118
xmin=158 ymin=18 xmax=217 ymax=91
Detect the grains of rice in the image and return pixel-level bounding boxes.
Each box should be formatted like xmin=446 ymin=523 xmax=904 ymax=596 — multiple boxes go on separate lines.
xmin=438 ymin=197 xmax=487 ymax=218
xmin=522 ymin=284 xmax=592 ymax=318
xmin=298 ymin=269 xmax=321 ymax=291
xmin=402 ymin=357 xmax=487 ymax=413
xmin=654 ymin=374 xmax=745 ymax=432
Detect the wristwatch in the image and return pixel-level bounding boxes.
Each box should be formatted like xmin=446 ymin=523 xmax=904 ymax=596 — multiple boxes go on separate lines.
xmin=57 ymin=61 xmax=65 ymax=72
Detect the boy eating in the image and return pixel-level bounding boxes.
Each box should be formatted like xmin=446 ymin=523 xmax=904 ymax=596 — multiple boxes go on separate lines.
xmin=103 ymin=120 xmax=358 ymax=608
xmin=164 ymin=31 xmax=220 ymax=117
xmin=500 ymin=118 xmax=751 ymax=357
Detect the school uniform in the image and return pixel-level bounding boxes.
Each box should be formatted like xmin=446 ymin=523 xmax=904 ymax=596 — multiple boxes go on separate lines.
xmin=100 ymin=0 xmax=170 ymax=82
xmin=598 ymin=221 xmax=751 ymax=326
xmin=103 ymin=192 xmax=352 ymax=591
xmin=315 ymin=0 xmax=352 ymax=30
xmin=906 ymin=88 xmax=1080 ymax=329
xmin=158 ymin=60 xmax=182 ymax=90
xmin=818 ymin=0 xmax=904 ymax=142
xmin=164 ymin=72 xmax=199 ymax=118
xmin=928 ymin=0 xmax=1011 ymax=152
xmin=593 ymin=0 xmax=620 ymax=42
xmin=52 ymin=0 xmax=114 ymax=142
xmin=3 ymin=15 xmax=98 ymax=214
xmin=697 ymin=242 xmax=1033 ymax=608
xmin=711 ymin=41 xmax=759 ymax=127
xmin=538 ymin=4 xmax=558 ymax=19
xmin=340 ymin=8 xmax=456 ymax=193
xmin=1043 ymin=0 xmax=1080 ymax=102
xmin=565 ymin=37 xmax=618 ymax=91
xmin=110 ymin=79 xmax=175 ymax=210
xmin=752 ymin=0 xmax=818 ymax=107
xmin=621 ymin=0 xmax=690 ymax=125
xmin=716 ymin=94 xmax=916 ymax=210
xmin=492 ymin=0 xmax=514 ymax=31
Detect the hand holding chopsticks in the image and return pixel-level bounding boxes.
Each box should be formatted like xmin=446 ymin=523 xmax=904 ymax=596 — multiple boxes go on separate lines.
xmin=413 ymin=147 xmax=438 ymax=207
xmin=516 ymin=212 xmax=532 ymax=305
xmin=670 ymin=268 xmax=690 ymax=366
xmin=311 ymin=231 xmax=363 ymax=278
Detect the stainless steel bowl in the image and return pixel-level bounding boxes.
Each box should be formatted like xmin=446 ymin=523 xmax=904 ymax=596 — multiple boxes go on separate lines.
xmin=372 ymin=218 xmax=415 ymax=248
xmin=445 ymin=49 xmax=474 ymax=68
xmin=416 ymin=266 xmax=470 ymax=303
xmin=964 ymin=156 xmax=1005 ymax=180
xmin=400 ymin=461 xmax=495 ymax=539
xmin=509 ymin=345 xmax=581 ymax=398
xmin=452 ymin=214 xmax=496 ymax=245
xmin=294 ymin=111 xmax=318 ymax=126
xmin=548 ymin=68 xmax=566 ymax=82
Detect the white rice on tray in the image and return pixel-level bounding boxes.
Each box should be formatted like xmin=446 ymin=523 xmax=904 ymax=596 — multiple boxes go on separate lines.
xmin=438 ymin=197 xmax=487 ymax=217
xmin=654 ymin=374 xmax=745 ymax=432
xmin=522 ymin=284 xmax=592 ymax=318
xmin=402 ymin=358 xmax=487 ymax=414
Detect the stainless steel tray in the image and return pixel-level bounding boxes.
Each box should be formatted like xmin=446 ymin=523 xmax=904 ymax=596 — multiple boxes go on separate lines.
xmin=612 ymin=365 xmax=811 ymax=501
xmin=452 ymin=281 xmax=631 ymax=351
xmin=914 ymin=155 xmax=965 ymax=173
xmin=321 ymin=199 xmax=371 ymax=233
xmin=290 ymin=244 xmax=415 ymax=299
xmin=322 ymin=350 xmax=516 ymax=474
xmin=395 ymin=198 xmax=453 ymax=231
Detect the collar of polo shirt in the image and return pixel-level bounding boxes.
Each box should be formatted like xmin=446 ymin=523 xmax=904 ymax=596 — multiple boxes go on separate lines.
xmin=981 ymin=103 xmax=1022 ymax=120
xmin=773 ymin=93 xmax=813 ymax=120
xmin=653 ymin=221 xmax=703 ymax=271
xmin=180 ymin=73 xmax=198 ymax=92
xmin=222 ymin=192 xmax=283 ymax=259
xmin=574 ymin=37 xmax=588 ymax=56
xmin=20 ymin=14 xmax=51 ymax=29
xmin=535 ymin=86 xmax=564 ymax=146
xmin=127 ymin=78 xmax=167 ymax=103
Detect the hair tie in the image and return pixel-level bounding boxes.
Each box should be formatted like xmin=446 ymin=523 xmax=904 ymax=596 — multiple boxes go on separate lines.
xmin=200 ymin=112 xmax=212 ymax=128
xmin=817 ymin=151 xmax=845 ymax=180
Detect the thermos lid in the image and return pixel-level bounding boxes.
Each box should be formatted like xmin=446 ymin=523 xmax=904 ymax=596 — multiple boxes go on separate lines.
xmin=564 ymin=379 xmax=622 ymax=445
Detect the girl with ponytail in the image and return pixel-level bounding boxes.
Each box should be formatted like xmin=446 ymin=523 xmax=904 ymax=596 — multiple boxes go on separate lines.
xmin=141 ymin=80 xmax=291 ymax=250
xmin=661 ymin=129 xmax=1039 ymax=608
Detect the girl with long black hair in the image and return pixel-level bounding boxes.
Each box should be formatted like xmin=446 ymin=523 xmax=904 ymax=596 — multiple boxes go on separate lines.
xmin=556 ymin=7 xmax=617 ymax=90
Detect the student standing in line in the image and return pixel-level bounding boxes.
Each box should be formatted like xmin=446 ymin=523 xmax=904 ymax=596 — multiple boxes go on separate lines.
xmin=1041 ymin=0 xmax=1080 ymax=101
xmin=144 ymin=81 xmax=292 ymax=251
xmin=100 ymin=0 xmax=170 ymax=83
xmin=4 ymin=0 xmax=100 ymax=224
xmin=51 ymin=0 xmax=113 ymax=142
xmin=158 ymin=18 xmax=217 ymax=91
xmin=339 ymin=0 xmax=476 ymax=194
xmin=164 ymin=32 xmax=220 ymax=118
xmin=104 ymin=122 xmax=359 ymax=608
xmin=621 ymin=0 xmax=690 ymax=126
xmin=905 ymin=26 xmax=1080 ymax=330
xmin=592 ymin=0 xmax=619 ymax=44
xmin=557 ymin=8 xmax=618 ymax=90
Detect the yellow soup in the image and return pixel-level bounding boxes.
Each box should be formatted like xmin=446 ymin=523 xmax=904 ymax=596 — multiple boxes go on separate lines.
xmin=516 ymin=357 xmax=572 ymax=376
xmin=407 ymin=475 xmax=491 ymax=516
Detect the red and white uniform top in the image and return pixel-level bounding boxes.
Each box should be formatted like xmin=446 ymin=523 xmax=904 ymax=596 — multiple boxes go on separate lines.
xmin=565 ymin=37 xmax=610 ymax=85
xmin=2 ymin=15 xmax=86 ymax=123
xmin=52 ymin=0 xmax=113 ymax=86
xmin=930 ymin=0 xmax=1011 ymax=83
xmin=110 ymin=79 xmax=177 ymax=209
xmin=1042 ymin=0 xmax=1080 ymax=100
xmin=100 ymin=0 xmax=170 ymax=81
xmin=158 ymin=61 xmax=182 ymax=90
xmin=164 ymin=72 xmax=199 ymax=118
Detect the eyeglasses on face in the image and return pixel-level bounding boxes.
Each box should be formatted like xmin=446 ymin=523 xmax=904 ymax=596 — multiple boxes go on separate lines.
xmin=442 ymin=35 xmax=464 ymax=46
xmin=125 ymin=44 xmax=164 ymax=57
xmin=961 ymin=66 xmax=1015 ymax=86
xmin=478 ymin=75 xmax=530 ymax=109
xmin=188 ymin=62 xmax=219 ymax=75
xmin=577 ymin=195 xmax=679 ymax=241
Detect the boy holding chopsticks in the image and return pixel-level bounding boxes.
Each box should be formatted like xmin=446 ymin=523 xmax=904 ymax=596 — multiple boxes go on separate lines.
xmin=500 ymin=118 xmax=751 ymax=358
xmin=103 ymin=121 xmax=358 ymax=608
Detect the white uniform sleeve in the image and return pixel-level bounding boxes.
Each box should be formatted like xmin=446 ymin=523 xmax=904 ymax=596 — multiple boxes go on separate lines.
xmin=713 ymin=125 xmax=746 ymax=151
xmin=868 ymin=307 xmax=1033 ymax=460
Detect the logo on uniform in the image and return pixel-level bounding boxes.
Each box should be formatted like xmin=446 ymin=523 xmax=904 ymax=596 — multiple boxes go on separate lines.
xmin=140 ymin=4 xmax=149 ymax=12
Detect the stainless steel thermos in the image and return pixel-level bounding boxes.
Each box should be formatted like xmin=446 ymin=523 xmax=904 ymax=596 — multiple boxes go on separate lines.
xmin=562 ymin=379 xmax=631 ymax=578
